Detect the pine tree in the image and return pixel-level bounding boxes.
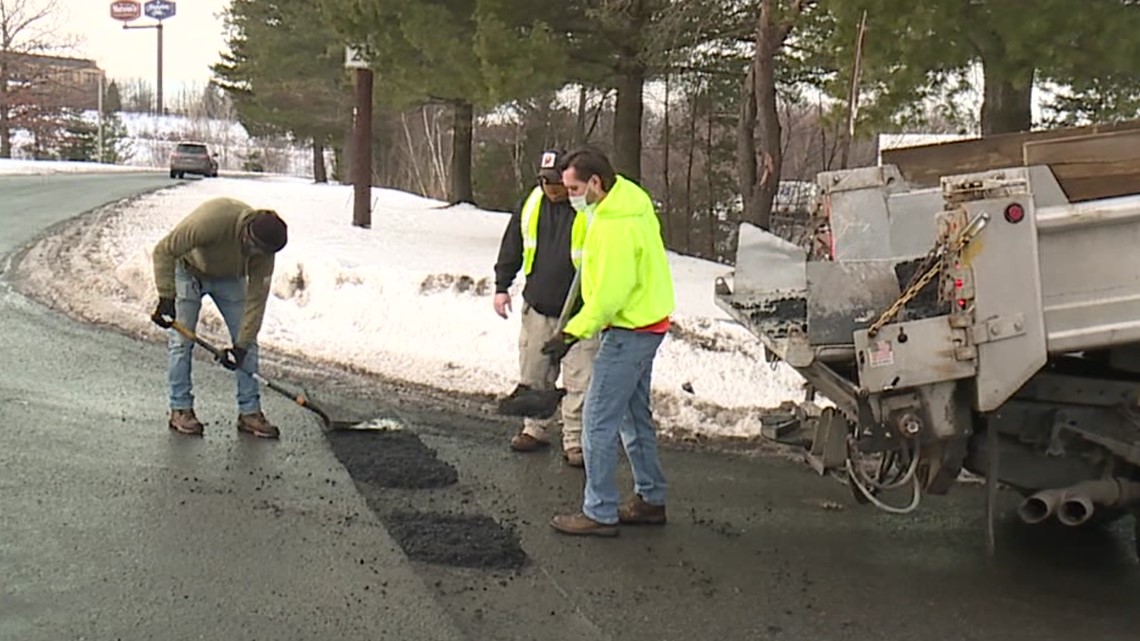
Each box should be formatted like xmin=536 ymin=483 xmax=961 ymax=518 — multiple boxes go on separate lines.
xmin=57 ymin=110 xmax=97 ymax=162
xmin=98 ymin=112 xmax=133 ymax=164
xmin=103 ymin=80 xmax=123 ymax=113
xmin=213 ymin=0 xmax=350 ymax=181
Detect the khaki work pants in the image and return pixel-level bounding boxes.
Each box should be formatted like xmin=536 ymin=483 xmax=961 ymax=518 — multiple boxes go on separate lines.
xmin=518 ymin=303 xmax=599 ymax=450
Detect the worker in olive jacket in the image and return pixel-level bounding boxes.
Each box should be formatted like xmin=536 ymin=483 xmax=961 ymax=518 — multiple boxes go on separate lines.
xmin=150 ymin=197 xmax=288 ymax=439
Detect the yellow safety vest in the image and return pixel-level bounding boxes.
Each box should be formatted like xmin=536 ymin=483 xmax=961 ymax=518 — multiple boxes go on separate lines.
xmin=520 ymin=186 xmax=590 ymax=274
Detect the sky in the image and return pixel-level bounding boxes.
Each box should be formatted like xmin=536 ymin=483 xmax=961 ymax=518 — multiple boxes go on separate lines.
xmin=61 ymin=0 xmax=231 ymax=93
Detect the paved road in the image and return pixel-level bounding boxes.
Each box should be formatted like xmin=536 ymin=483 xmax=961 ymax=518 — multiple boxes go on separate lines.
xmin=2 ymin=173 xmax=1139 ymax=641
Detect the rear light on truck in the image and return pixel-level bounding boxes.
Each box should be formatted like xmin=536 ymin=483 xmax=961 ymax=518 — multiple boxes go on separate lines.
xmin=1004 ymin=203 xmax=1025 ymax=223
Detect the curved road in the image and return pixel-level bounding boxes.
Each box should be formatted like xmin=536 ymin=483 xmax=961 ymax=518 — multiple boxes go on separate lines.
xmin=2 ymin=173 xmax=1139 ymax=641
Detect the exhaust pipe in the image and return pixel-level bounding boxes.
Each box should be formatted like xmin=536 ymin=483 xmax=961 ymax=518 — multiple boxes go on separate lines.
xmin=1017 ymin=488 xmax=1065 ymax=524
xmin=1056 ymin=479 xmax=1140 ymax=527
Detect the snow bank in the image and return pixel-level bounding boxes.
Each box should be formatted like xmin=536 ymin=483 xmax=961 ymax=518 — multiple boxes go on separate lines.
xmin=0 ymin=158 xmax=160 ymax=175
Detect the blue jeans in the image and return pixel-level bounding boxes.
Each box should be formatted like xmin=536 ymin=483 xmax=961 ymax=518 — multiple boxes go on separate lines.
xmin=169 ymin=263 xmax=261 ymax=414
xmin=581 ymin=329 xmax=667 ymax=524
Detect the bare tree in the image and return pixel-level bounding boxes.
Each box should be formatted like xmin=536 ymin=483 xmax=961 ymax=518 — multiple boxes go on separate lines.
xmin=0 ymin=0 xmax=74 ymax=157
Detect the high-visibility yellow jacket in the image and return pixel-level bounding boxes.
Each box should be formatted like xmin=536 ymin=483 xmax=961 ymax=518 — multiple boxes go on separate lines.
xmin=520 ymin=186 xmax=588 ymax=273
xmin=563 ymin=176 xmax=675 ymax=340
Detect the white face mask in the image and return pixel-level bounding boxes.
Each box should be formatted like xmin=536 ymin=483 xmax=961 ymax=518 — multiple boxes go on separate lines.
xmin=570 ymin=182 xmax=597 ymax=213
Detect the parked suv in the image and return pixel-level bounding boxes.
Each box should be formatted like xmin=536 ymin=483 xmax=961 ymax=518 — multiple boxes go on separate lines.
xmin=169 ymin=142 xmax=219 ymax=178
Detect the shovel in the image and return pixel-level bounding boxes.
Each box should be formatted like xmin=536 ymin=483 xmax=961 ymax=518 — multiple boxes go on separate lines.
xmin=168 ymin=320 xmax=363 ymax=432
xmin=496 ymin=269 xmax=582 ymax=420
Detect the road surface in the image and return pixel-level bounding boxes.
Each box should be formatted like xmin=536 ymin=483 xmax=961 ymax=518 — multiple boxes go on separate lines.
xmin=1 ymin=173 xmax=1138 ymax=641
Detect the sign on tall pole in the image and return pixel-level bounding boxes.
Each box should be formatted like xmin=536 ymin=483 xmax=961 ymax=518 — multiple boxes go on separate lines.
xmin=109 ymin=1 xmax=141 ymax=21
xmin=346 ymin=45 xmax=373 ymax=228
xmin=114 ymin=1 xmax=175 ymax=115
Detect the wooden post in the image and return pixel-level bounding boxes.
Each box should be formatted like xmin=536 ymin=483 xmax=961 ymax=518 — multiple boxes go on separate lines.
xmin=352 ymin=67 xmax=373 ymax=228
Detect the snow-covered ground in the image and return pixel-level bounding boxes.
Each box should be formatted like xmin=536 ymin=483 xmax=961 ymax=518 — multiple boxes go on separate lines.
xmin=0 ymin=158 xmax=160 ymax=174
xmin=7 ymin=112 xmax=319 ymax=178
xmin=3 ymin=160 xmax=810 ymax=439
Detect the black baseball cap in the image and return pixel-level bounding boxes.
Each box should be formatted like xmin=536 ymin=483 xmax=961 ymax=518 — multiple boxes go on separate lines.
xmin=537 ymin=148 xmax=565 ymax=183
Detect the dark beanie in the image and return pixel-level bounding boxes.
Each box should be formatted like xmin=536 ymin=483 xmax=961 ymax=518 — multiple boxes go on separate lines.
xmin=248 ymin=210 xmax=288 ymax=252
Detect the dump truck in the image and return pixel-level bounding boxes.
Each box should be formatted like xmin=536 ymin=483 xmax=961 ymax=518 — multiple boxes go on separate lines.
xmin=715 ymin=160 xmax=1140 ymax=554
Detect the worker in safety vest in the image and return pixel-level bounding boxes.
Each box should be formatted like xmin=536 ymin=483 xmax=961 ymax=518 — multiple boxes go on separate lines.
xmin=545 ymin=145 xmax=676 ymax=537
xmin=492 ymin=148 xmax=598 ymax=468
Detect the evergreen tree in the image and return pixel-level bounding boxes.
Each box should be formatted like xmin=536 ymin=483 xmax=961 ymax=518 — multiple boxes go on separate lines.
xmin=319 ymin=0 xmax=493 ymax=203
xmin=98 ymin=112 xmax=133 ymax=164
xmin=57 ymin=110 xmax=97 ymax=162
xmin=103 ymin=80 xmax=123 ymax=114
xmin=815 ymin=0 xmax=1140 ymax=135
xmin=213 ymin=0 xmax=350 ymax=181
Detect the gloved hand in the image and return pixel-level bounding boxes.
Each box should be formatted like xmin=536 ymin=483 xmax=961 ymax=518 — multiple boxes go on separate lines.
xmin=541 ymin=332 xmax=577 ymax=362
xmin=216 ymin=346 xmax=248 ymax=371
xmin=150 ymin=297 xmax=176 ymax=328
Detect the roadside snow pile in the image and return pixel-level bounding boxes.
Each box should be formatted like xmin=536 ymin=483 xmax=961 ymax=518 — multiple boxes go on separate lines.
xmin=13 ymin=175 xmax=809 ymax=439
xmin=2 ymin=112 xmax=318 ymax=178
xmin=0 ymin=158 xmax=160 ymax=175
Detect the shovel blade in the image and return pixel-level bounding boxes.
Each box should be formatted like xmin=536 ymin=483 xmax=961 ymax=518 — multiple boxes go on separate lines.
xmin=497 ymin=387 xmax=565 ymax=420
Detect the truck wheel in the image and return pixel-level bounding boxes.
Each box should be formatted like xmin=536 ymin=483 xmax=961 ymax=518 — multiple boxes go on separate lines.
xmin=169 ymin=170 xmax=176 ymax=178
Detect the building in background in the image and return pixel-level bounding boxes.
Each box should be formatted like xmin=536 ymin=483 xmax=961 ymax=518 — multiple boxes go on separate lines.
xmin=3 ymin=52 xmax=105 ymax=112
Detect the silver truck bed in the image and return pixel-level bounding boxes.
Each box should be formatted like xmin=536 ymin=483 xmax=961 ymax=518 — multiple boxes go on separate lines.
xmin=718 ymin=166 xmax=1140 ymax=360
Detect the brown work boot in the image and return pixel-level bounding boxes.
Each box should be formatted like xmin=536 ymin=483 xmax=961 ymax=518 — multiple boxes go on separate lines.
xmin=510 ymin=432 xmax=549 ymax=452
xmin=563 ymin=446 xmax=584 ymax=468
xmin=168 ymin=409 xmax=204 ymax=436
xmin=237 ymin=411 xmax=280 ymax=439
xmin=550 ymin=513 xmax=618 ymax=537
xmin=618 ymin=495 xmax=667 ymax=525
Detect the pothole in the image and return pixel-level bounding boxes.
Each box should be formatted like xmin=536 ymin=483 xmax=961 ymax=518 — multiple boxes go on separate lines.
xmin=328 ymin=430 xmax=459 ymax=489
xmin=384 ymin=511 xmax=528 ymax=570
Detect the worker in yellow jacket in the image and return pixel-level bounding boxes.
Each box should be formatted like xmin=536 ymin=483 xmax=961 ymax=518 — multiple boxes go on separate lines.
xmin=544 ymin=146 xmax=676 ymax=537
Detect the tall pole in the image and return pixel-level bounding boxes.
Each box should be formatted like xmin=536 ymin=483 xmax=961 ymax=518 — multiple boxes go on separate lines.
xmin=352 ymin=66 xmax=373 ymax=228
xmin=121 ymin=18 xmax=167 ymax=116
xmin=97 ymin=73 xmax=104 ymax=162
xmin=156 ymin=22 xmax=164 ymax=115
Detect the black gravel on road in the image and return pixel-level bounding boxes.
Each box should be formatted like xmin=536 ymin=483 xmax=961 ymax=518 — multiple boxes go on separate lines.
xmin=384 ymin=511 xmax=529 ymax=570
xmin=328 ymin=429 xmax=459 ymax=489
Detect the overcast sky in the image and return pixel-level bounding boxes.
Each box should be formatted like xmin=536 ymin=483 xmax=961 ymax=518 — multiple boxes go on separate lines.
xmin=61 ymin=0 xmax=230 ymax=92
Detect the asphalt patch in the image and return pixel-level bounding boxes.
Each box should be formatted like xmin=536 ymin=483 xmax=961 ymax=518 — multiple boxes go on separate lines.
xmin=384 ymin=511 xmax=528 ymax=570
xmin=328 ymin=430 xmax=459 ymax=489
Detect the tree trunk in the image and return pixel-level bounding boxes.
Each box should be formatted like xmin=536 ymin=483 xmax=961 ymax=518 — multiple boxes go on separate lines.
xmin=450 ymin=100 xmax=475 ymax=204
xmin=706 ymin=93 xmax=716 ymax=259
xmin=980 ymin=60 xmax=1034 ymax=135
xmin=736 ymin=66 xmax=759 ymax=228
xmin=575 ymin=85 xmax=588 ymax=144
xmin=0 ymin=64 xmax=11 ymax=159
xmin=312 ymin=139 xmax=328 ymax=183
xmin=340 ymin=125 xmax=354 ymax=184
xmin=749 ymin=0 xmax=784 ymax=231
xmin=613 ymin=66 xmax=645 ymax=182
xmin=372 ymin=108 xmax=391 ymax=187
xmin=0 ymin=108 xmax=10 ymax=158
xmin=685 ymin=91 xmax=699 ymax=256
xmin=662 ymin=73 xmax=672 ymax=248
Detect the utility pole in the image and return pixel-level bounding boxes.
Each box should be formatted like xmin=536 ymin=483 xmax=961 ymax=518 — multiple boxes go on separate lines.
xmin=97 ymin=73 xmax=104 ymax=162
xmin=346 ymin=45 xmax=373 ymax=228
